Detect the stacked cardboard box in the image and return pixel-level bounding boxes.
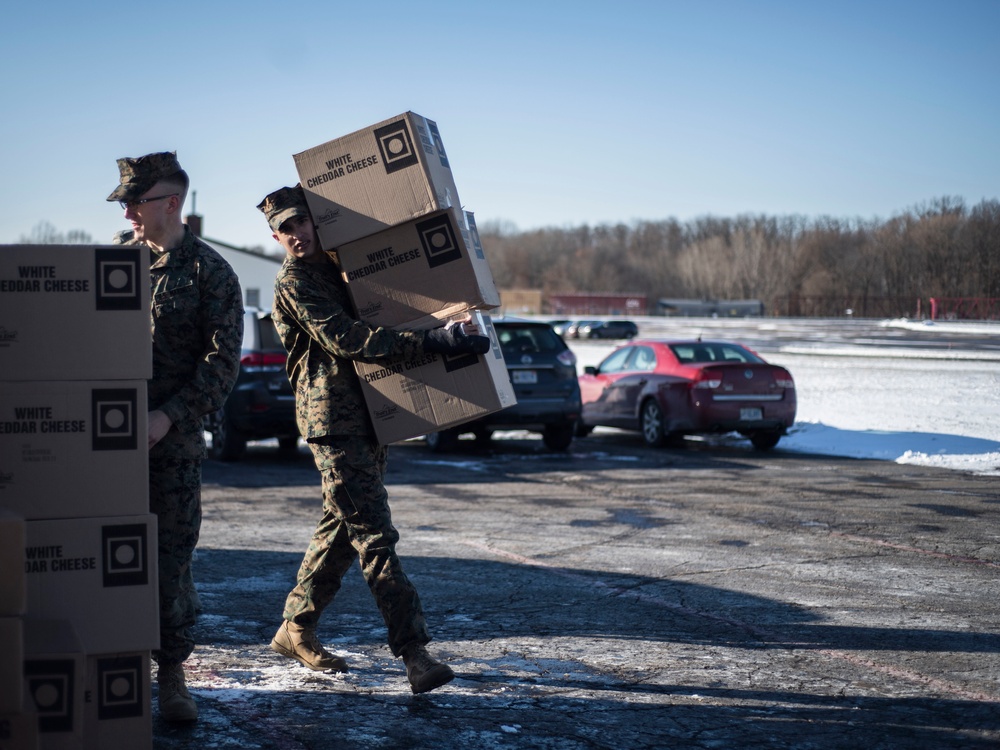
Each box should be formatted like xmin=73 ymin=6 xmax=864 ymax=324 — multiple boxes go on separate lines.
xmin=294 ymin=113 xmax=515 ymax=443
xmin=0 ymin=245 xmax=157 ymax=749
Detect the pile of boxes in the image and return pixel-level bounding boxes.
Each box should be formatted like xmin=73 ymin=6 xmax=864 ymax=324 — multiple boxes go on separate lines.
xmin=0 ymin=245 xmax=157 ymax=749
xmin=294 ymin=112 xmax=515 ymax=444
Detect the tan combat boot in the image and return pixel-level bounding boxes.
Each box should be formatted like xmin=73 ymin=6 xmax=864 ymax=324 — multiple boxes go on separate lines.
xmin=401 ymin=643 xmax=455 ymax=694
xmin=157 ymin=663 xmax=198 ymax=722
xmin=270 ymin=620 xmax=348 ymax=672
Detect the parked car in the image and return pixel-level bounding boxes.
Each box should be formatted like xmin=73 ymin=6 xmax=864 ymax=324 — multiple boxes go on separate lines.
xmin=576 ymin=339 xmax=796 ymax=450
xmin=577 ymin=320 xmax=638 ymax=339
xmin=565 ymin=320 xmax=602 ymax=339
xmin=425 ymin=318 xmax=581 ymax=452
xmin=205 ymin=307 xmax=299 ymax=461
xmin=550 ymin=319 xmax=574 ymax=337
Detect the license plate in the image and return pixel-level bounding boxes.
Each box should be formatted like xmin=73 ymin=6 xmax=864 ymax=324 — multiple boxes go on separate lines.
xmin=740 ymin=408 xmax=763 ymax=421
xmin=512 ymin=370 xmax=538 ymax=384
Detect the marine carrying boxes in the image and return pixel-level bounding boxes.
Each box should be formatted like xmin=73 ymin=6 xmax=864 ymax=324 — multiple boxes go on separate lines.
xmin=295 ymin=112 xmax=462 ymax=250
xmin=0 ymin=245 xmax=151 ymax=382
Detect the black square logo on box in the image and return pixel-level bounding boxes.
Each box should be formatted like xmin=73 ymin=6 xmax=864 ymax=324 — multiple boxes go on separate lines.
xmin=24 ymin=659 xmax=75 ymax=733
xmin=102 ymin=523 xmax=149 ymax=587
xmin=96 ymin=655 xmax=144 ymax=720
xmin=94 ymin=248 xmax=142 ymax=311
xmin=416 ymin=214 xmax=462 ymax=269
xmin=374 ymin=120 xmax=419 ymax=174
xmin=91 ymin=388 xmax=138 ymax=451
xmin=427 ymin=119 xmax=450 ymax=169
xmin=441 ymin=351 xmax=479 ymax=373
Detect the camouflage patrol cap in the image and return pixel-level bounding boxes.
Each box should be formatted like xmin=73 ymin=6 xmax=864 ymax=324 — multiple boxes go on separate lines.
xmin=106 ymin=151 xmax=184 ymax=202
xmin=257 ymin=185 xmax=311 ymax=232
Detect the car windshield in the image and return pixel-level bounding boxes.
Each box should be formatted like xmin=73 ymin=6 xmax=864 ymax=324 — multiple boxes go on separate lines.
xmin=670 ymin=343 xmax=764 ymax=364
xmin=497 ymin=325 xmax=565 ymax=354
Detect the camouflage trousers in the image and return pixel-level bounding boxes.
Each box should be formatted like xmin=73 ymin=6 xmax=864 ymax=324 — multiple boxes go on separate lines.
xmin=148 ymin=454 xmax=202 ymax=666
xmin=283 ymin=435 xmax=429 ymax=656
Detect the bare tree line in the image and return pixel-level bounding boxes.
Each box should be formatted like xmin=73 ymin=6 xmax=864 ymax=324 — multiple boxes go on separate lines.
xmin=478 ymin=197 xmax=1000 ymax=317
xmin=18 ymin=221 xmax=94 ymax=246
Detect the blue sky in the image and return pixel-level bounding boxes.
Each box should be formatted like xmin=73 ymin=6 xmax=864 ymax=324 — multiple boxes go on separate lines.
xmin=1 ymin=0 xmax=997 ymax=251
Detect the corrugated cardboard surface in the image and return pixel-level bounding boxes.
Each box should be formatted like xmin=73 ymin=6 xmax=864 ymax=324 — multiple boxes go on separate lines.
xmin=0 ymin=511 xmax=25 ymax=616
xmin=23 ymin=619 xmax=85 ymax=749
xmin=0 ymin=245 xmax=151 ymax=382
xmin=355 ymin=314 xmax=516 ymax=444
xmin=24 ymin=515 xmax=159 ymax=654
xmin=0 ymin=710 xmax=39 ymax=750
xmin=337 ymin=207 xmax=500 ymax=330
xmin=83 ymin=652 xmax=151 ymax=750
xmin=294 ymin=112 xmax=462 ymax=249
xmin=0 ymin=381 xmax=148 ymax=521
xmin=0 ymin=618 xmax=23 ymax=714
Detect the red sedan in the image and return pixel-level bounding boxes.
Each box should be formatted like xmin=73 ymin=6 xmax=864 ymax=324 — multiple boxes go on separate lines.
xmin=576 ymin=339 xmax=796 ymax=450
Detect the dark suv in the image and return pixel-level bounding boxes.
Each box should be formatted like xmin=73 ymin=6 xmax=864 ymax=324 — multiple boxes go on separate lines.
xmin=578 ymin=320 xmax=638 ymax=339
xmin=205 ymin=308 xmax=299 ymax=461
xmin=425 ymin=318 xmax=581 ymax=452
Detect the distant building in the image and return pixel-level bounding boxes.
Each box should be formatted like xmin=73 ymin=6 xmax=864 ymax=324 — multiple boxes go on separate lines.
xmin=499 ymin=289 xmax=543 ymax=315
xmin=657 ymin=298 xmax=764 ymax=317
xmin=548 ymin=292 xmax=648 ymax=316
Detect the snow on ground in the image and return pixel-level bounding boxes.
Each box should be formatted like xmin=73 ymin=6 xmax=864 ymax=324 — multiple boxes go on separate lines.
xmin=568 ymin=319 xmax=1000 ymax=477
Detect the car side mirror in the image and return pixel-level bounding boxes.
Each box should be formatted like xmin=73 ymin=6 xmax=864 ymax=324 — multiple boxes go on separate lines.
xmin=584 ymin=365 xmax=597 ymax=375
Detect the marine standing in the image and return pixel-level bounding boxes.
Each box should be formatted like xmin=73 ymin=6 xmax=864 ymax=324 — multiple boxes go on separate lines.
xmin=108 ymin=151 xmax=244 ymax=722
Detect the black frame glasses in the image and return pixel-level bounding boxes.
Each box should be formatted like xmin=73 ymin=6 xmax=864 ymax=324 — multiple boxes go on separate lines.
xmin=119 ymin=193 xmax=178 ymax=210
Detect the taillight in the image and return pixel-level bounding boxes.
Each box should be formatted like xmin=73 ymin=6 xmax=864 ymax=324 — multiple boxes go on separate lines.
xmin=557 ymin=349 xmax=577 ymax=367
xmin=775 ymin=377 xmax=795 ymax=389
xmin=241 ymin=351 xmax=287 ymax=368
xmin=692 ymin=372 xmax=722 ymax=389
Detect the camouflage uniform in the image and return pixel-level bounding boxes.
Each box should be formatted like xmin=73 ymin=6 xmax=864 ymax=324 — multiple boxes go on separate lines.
xmin=272 ymin=252 xmax=434 ymax=656
xmin=112 ymin=159 xmax=244 ymax=666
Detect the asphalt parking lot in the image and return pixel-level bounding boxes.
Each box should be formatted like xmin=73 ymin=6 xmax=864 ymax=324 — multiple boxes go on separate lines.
xmin=154 ymin=433 xmax=1000 ymax=749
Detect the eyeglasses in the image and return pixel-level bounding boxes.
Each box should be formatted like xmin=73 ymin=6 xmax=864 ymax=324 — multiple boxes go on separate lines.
xmin=119 ymin=193 xmax=178 ymax=210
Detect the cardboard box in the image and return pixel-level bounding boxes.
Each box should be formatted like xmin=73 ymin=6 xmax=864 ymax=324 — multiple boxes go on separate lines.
xmin=295 ymin=112 xmax=463 ymax=249
xmin=24 ymin=515 xmax=159 ymax=654
xmin=338 ymin=207 xmax=500 ymax=329
xmin=0 ymin=618 xmax=24 ymax=714
xmin=23 ymin=619 xmax=85 ymax=750
xmin=0 ymin=712 xmax=40 ymax=750
xmin=0 ymin=381 xmax=148 ymax=521
xmin=83 ymin=652 xmax=151 ymax=750
xmin=355 ymin=313 xmax=516 ymax=444
xmin=0 ymin=245 xmax=151 ymax=382
xmin=0 ymin=511 xmax=25 ymax=615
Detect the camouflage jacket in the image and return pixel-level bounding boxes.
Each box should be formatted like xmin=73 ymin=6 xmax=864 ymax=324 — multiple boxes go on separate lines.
xmin=272 ymin=253 xmax=425 ymax=440
xmin=117 ymin=227 xmax=244 ymax=458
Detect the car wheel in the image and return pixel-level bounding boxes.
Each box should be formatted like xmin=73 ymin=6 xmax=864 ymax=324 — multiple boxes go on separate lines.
xmin=543 ymin=423 xmax=574 ymax=451
xmin=640 ymin=399 xmax=669 ymax=448
xmin=574 ymin=419 xmax=593 ymax=438
xmin=207 ymin=410 xmax=247 ymax=462
xmin=749 ymin=430 xmax=782 ymax=451
xmin=425 ymin=429 xmax=460 ymax=453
